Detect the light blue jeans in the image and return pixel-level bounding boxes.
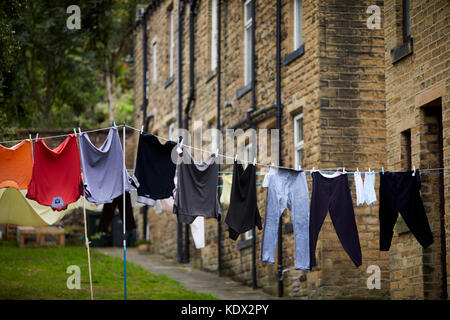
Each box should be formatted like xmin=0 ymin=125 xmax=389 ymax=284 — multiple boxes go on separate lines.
xmin=260 ymin=166 xmax=310 ymax=270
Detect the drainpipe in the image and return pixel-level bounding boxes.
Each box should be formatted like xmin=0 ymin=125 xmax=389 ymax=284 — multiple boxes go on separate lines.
xmin=246 ymin=0 xmax=258 ymax=290
xmin=246 ymin=0 xmax=257 ymax=123
xmin=177 ymin=0 xmax=186 ymax=264
xmin=140 ymin=8 xmax=149 ymax=241
xmin=183 ymin=0 xmax=198 ymax=264
xmin=437 ymin=111 xmax=448 ymax=300
xmin=217 ymin=0 xmax=222 ymax=275
xmin=275 ymin=0 xmax=284 ymax=298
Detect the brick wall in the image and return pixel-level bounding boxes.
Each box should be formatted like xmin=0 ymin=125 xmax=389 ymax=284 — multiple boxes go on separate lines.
xmin=131 ymin=0 xmax=447 ymax=299
xmin=384 ymin=0 xmax=449 ymax=299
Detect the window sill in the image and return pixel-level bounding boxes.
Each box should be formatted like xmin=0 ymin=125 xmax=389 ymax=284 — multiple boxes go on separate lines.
xmin=236 ymin=83 xmax=252 ymax=100
xmin=164 ymin=75 xmax=174 ymax=88
xmin=284 ymin=44 xmax=305 ymax=66
xmin=391 ymin=37 xmax=413 ymax=64
xmin=237 ymin=238 xmax=253 ymax=250
xmin=205 ymin=69 xmax=217 ymax=83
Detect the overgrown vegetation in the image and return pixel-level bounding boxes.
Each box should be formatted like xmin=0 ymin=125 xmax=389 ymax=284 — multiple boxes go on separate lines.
xmin=0 ymin=0 xmax=137 ymax=136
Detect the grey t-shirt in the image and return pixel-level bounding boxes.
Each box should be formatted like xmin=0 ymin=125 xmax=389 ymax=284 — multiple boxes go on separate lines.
xmin=79 ymin=127 xmax=134 ymax=205
xmin=173 ymin=148 xmax=221 ymax=224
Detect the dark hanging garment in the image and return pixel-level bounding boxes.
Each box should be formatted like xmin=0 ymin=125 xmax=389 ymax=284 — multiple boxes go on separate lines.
xmin=134 ymin=132 xmax=177 ymax=206
xmin=173 ymin=147 xmax=221 ymax=224
xmin=225 ymin=160 xmax=262 ymax=240
xmin=98 ymin=192 xmax=136 ymax=232
xmin=379 ymin=170 xmax=433 ymax=251
xmin=309 ymin=171 xmax=362 ymax=268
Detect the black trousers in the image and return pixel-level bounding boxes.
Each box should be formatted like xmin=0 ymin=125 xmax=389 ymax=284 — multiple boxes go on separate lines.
xmin=379 ymin=171 xmax=433 ymax=251
xmin=98 ymin=192 xmax=136 ymax=232
xmin=309 ymin=172 xmax=362 ymax=268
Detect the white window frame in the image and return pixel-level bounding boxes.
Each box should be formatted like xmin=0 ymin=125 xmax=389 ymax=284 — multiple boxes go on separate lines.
xmin=152 ymin=41 xmax=158 ymax=84
xmin=169 ymin=9 xmax=175 ymax=77
xmin=244 ymin=0 xmax=253 ymax=86
xmin=243 ymin=229 xmax=253 ymax=240
xmin=210 ymin=128 xmax=218 ymax=154
xmin=293 ymin=0 xmax=303 ymax=50
xmin=168 ymin=122 xmax=175 ymax=141
xmin=294 ymin=113 xmax=304 ymax=169
xmin=211 ymin=0 xmax=218 ymax=71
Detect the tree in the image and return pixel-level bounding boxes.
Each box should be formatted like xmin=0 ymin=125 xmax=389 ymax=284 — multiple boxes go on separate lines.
xmin=84 ymin=0 xmax=138 ymax=124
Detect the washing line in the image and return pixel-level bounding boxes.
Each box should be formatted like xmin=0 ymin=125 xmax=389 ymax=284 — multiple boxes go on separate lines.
xmin=2 ymin=123 xmax=450 ymax=174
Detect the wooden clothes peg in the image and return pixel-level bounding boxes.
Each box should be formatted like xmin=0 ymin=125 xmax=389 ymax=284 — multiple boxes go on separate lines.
xmin=412 ymin=165 xmax=416 ymax=176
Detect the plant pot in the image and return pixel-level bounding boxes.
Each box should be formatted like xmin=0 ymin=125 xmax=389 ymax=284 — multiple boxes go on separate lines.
xmin=138 ymin=243 xmax=150 ymax=252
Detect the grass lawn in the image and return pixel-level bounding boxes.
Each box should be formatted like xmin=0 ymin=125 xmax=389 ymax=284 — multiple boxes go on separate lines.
xmin=0 ymin=240 xmax=217 ymax=300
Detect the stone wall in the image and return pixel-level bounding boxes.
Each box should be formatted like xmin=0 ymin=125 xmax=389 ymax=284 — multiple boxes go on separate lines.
xmin=383 ymin=0 xmax=449 ymax=299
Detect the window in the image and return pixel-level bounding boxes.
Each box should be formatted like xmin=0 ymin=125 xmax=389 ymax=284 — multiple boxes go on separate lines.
xmin=211 ymin=0 xmax=218 ymax=71
xmin=402 ymin=0 xmax=411 ymax=42
xmin=243 ymin=142 xmax=253 ymax=169
xmin=168 ymin=122 xmax=175 ymax=141
xmin=243 ymin=229 xmax=253 ymax=240
xmin=294 ymin=113 xmax=304 ymax=169
xmin=244 ymin=0 xmax=253 ymax=86
xmin=293 ymin=0 xmax=303 ymax=50
xmin=152 ymin=42 xmax=158 ymax=83
xmin=210 ymin=128 xmax=218 ymax=154
xmin=169 ymin=9 xmax=175 ymax=77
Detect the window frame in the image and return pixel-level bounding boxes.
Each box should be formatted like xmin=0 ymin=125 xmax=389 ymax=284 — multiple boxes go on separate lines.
xmin=211 ymin=0 xmax=218 ymax=71
xmin=169 ymin=9 xmax=175 ymax=77
xmin=294 ymin=113 xmax=304 ymax=169
xmin=152 ymin=41 xmax=158 ymax=84
xmin=244 ymin=0 xmax=253 ymax=86
xmin=168 ymin=122 xmax=175 ymax=141
xmin=402 ymin=0 xmax=411 ymax=42
xmin=293 ymin=0 xmax=303 ymax=50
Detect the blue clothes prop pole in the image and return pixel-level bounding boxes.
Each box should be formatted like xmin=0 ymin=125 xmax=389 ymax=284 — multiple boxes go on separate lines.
xmin=122 ymin=124 xmax=127 ymax=300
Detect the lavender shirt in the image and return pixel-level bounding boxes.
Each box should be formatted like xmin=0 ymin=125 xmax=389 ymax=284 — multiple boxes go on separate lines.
xmin=79 ymin=127 xmax=135 ymax=205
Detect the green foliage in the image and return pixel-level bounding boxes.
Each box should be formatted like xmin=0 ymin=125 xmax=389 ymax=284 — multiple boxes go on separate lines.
xmin=0 ymin=0 xmax=137 ymax=132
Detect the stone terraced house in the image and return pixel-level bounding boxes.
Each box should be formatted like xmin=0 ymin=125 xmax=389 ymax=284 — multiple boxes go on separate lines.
xmin=130 ymin=0 xmax=449 ymax=299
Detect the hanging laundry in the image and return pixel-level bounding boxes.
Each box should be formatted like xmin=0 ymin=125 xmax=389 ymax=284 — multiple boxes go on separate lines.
xmin=260 ymin=166 xmax=310 ymax=270
xmin=225 ymin=160 xmax=261 ymax=240
xmin=190 ymin=216 xmax=205 ymax=249
xmin=79 ymin=127 xmax=134 ymax=205
xmin=156 ymin=176 xmax=204 ymax=248
xmin=354 ymin=171 xmax=377 ymax=207
xmin=98 ymin=192 xmax=136 ymax=232
xmin=173 ymin=147 xmax=221 ymax=224
xmin=309 ymin=171 xmax=362 ymax=268
xmin=0 ymin=140 xmax=33 ymax=190
xmin=363 ymin=171 xmax=377 ymax=206
xmin=219 ymin=173 xmax=232 ymax=206
xmin=134 ymin=132 xmax=177 ymax=206
xmin=354 ymin=171 xmax=365 ymax=206
xmin=379 ymin=170 xmax=433 ymax=251
xmin=0 ymin=188 xmax=80 ymax=226
xmin=27 ymin=134 xmax=82 ymax=211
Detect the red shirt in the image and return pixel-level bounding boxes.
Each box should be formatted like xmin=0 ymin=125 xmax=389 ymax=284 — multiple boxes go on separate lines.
xmin=27 ymin=134 xmax=82 ymax=211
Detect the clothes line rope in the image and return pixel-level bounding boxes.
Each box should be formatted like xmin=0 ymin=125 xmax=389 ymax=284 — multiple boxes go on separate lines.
xmin=2 ymin=123 xmax=450 ymax=174
xmin=0 ymin=126 xmax=116 ymax=145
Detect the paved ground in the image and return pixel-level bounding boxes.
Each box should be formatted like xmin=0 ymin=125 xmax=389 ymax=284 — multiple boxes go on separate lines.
xmin=95 ymin=247 xmax=276 ymax=300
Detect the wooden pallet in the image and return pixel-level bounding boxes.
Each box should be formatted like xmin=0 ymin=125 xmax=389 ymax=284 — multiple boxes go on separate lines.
xmin=17 ymin=226 xmax=65 ymax=248
xmin=6 ymin=224 xmax=18 ymax=240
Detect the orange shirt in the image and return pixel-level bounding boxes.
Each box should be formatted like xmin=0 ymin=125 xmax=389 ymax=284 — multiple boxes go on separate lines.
xmin=0 ymin=140 xmax=33 ymax=189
